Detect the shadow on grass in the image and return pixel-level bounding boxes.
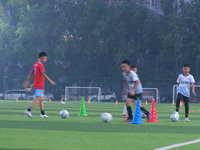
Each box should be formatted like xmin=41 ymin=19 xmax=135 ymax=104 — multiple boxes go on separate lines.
xmin=0 ymin=120 xmax=200 ymax=135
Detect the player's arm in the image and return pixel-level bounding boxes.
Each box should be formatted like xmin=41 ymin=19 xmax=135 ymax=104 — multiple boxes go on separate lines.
xmin=23 ymin=73 xmax=33 ymax=88
xmin=42 ymin=72 xmax=56 ymax=86
xmin=177 ymin=74 xmax=180 ymax=86
xmin=130 ymin=80 xmax=139 ymax=96
xmin=191 ymin=83 xmax=196 ymax=96
xmin=122 ymin=81 xmax=129 ymax=95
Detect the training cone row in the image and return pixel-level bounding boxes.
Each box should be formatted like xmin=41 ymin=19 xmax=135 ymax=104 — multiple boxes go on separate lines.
xmin=131 ymin=98 xmax=144 ymax=124
xmin=78 ymin=97 xmax=88 ymax=116
xmin=147 ymin=98 xmax=159 ymax=123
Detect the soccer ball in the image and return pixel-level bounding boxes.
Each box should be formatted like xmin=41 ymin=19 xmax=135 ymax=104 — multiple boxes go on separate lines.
xmin=170 ymin=112 xmax=179 ymax=122
xmin=60 ymin=110 xmax=69 ymax=119
xmin=101 ymin=113 xmax=112 ymax=123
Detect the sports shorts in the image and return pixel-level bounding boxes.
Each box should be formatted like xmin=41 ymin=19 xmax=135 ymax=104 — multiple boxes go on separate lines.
xmin=35 ymin=89 xmax=44 ymax=97
xmin=127 ymin=93 xmax=143 ymax=100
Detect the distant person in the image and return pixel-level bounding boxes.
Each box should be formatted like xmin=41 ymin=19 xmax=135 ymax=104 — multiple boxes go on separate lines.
xmin=171 ymin=64 xmax=196 ymax=122
xmin=23 ymin=52 xmax=56 ymax=118
xmin=121 ymin=60 xmax=151 ymax=122
xmin=122 ymin=65 xmax=147 ymax=119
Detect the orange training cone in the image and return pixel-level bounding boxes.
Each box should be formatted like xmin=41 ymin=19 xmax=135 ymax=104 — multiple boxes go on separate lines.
xmin=88 ymin=99 xmax=90 ymax=104
xmin=173 ymin=100 xmax=175 ymax=105
xmin=180 ymin=101 xmax=183 ymax=106
xmin=145 ymin=100 xmax=148 ymax=105
xmin=116 ymin=100 xmax=118 ymax=105
xmin=16 ymin=98 xmax=18 ymax=102
xmin=49 ymin=98 xmax=51 ymax=102
xmin=61 ymin=99 xmax=63 ymax=103
xmin=147 ymin=98 xmax=159 ymax=123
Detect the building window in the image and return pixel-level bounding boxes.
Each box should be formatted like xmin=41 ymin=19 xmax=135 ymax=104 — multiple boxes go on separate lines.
xmin=151 ymin=0 xmax=155 ymax=6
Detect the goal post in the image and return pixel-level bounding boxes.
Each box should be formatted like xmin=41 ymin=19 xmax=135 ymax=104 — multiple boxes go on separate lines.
xmin=65 ymin=87 xmax=101 ymax=102
xmin=142 ymin=88 xmax=160 ymax=103
xmin=173 ymin=85 xmax=200 ymax=103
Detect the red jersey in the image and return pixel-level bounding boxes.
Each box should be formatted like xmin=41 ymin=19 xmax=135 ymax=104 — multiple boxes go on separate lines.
xmin=31 ymin=62 xmax=45 ymax=90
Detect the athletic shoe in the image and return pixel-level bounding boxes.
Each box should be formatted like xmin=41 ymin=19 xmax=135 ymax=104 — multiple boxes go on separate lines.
xmin=124 ymin=118 xmax=132 ymax=122
xmin=185 ymin=118 xmax=190 ymax=122
xmin=24 ymin=110 xmax=32 ymax=118
xmin=141 ymin=112 xmax=147 ymax=118
xmin=40 ymin=114 xmax=49 ymax=118
xmin=147 ymin=112 xmax=152 ymax=120
xmin=122 ymin=114 xmax=128 ymax=118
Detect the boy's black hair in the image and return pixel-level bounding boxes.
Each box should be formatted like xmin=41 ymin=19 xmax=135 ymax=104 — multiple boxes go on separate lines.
xmin=121 ymin=60 xmax=131 ymax=66
xmin=39 ymin=52 xmax=47 ymax=58
xmin=131 ymin=65 xmax=137 ymax=69
xmin=183 ymin=64 xmax=190 ymax=68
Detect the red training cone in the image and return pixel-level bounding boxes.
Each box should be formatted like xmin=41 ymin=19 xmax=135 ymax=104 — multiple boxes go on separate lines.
xmin=147 ymin=98 xmax=159 ymax=123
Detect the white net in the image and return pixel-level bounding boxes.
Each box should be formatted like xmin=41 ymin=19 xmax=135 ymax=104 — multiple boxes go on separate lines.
xmin=142 ymin=88 xmax=160 ymax=103
xmin=172 ymin=85 xmax=200 ymax=103
xmin=65 ymin=87 xmax=101 ymax=102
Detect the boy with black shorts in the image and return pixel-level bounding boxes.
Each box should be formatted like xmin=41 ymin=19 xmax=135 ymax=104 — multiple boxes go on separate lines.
xmin=121 ymin=60 xmax=151 ymax=122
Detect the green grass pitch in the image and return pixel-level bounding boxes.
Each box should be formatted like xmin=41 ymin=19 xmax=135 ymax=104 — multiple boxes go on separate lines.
xmin=0 ymin=101 xmax=200 ymax=150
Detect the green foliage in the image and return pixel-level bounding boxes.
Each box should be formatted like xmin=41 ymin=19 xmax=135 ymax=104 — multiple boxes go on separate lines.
xmin=0 ymin=0 xmax=200 ymax=99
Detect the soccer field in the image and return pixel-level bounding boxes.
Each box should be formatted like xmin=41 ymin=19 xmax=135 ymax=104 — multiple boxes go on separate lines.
xmin=0 ymin=101 xmax=200 ymax=150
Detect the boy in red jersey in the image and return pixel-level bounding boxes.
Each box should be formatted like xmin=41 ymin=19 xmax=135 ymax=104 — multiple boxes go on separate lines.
xmin=24 ymin=52 xmax=56 ymax=118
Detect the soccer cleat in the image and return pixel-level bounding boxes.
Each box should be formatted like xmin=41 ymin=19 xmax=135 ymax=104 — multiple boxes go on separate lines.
xmin=40 ymin=114 xmax=49 ymax=118
xmin=147 ymin=112 xmax=152 ymax=120
xmin=141 ymin=112 xmax=147 ymax=118
xmin=172 ymin=111 xmax=179 ymax=116
xmin=172 ymin=111 xmax=179 ymax=118
xmin=185 ymin=118 xmax=190 ymax=122
xmin=24 ymin=110 xmax=32 ymax=118
xmin=124 ymin=118 xmax=132 ymax=122
xmin=122 ymin=114 xmax=128 ymax=118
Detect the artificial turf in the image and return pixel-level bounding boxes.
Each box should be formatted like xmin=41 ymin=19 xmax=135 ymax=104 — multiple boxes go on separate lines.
xmin=0 ymin=100 xmax=200 ymax=150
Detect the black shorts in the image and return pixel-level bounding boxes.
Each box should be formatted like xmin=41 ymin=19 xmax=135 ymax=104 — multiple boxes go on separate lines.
xmin=127 ymin=93 xmax=143 ymax=100
xmin=177 ymin=93 xmax=189 ymax=102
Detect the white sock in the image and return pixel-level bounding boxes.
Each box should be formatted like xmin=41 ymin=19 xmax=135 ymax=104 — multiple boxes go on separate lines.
xmin=123 ymin=105 xmax=127 ymax=114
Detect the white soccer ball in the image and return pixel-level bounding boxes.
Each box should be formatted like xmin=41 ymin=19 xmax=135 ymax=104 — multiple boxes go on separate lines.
xmin=101 ymin=113 xmax=112 ymax=122
xmin=60 ymin=110 xmax=69 ymax=119
xmin=170 ymin=112 xmax=179 ymax=122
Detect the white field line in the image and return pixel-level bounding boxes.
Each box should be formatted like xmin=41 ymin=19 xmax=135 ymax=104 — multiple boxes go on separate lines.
xmin=155 ymin=139 xmax=200 ymax=150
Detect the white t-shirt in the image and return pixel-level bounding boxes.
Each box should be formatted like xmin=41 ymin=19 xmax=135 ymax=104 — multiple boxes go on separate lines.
xmin=177 ymin=74 xmax=195 ymax=98
xmin=123 ymin=70 xmax=143 ymax=94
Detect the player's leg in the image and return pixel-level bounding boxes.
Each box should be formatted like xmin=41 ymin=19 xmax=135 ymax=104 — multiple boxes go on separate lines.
xmin=134 ymin=94 xmax=151 ymax=118
xmin=24 ymin=97 xmax=40 ymax=118
xmin=122 ymin=105 xmax=128 ymax=118
xmin=39 ymin=96 xmax=48 ymax=118
xmin=124 ymin=98 xmax=133 ymax=122
xmin=183 ymin=96 xmax=190 ymax=122
xmin=172 ymin=93 xmax=182 ymax=118
xmin=176 ymin=93 xmax=182 ymax=112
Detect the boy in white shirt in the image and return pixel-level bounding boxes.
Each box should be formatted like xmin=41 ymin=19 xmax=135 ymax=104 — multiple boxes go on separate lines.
xmin=121 ymin=60 xmax=150 ymax=122
xmin=172 ymin=64 xmax=196 ymax=122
